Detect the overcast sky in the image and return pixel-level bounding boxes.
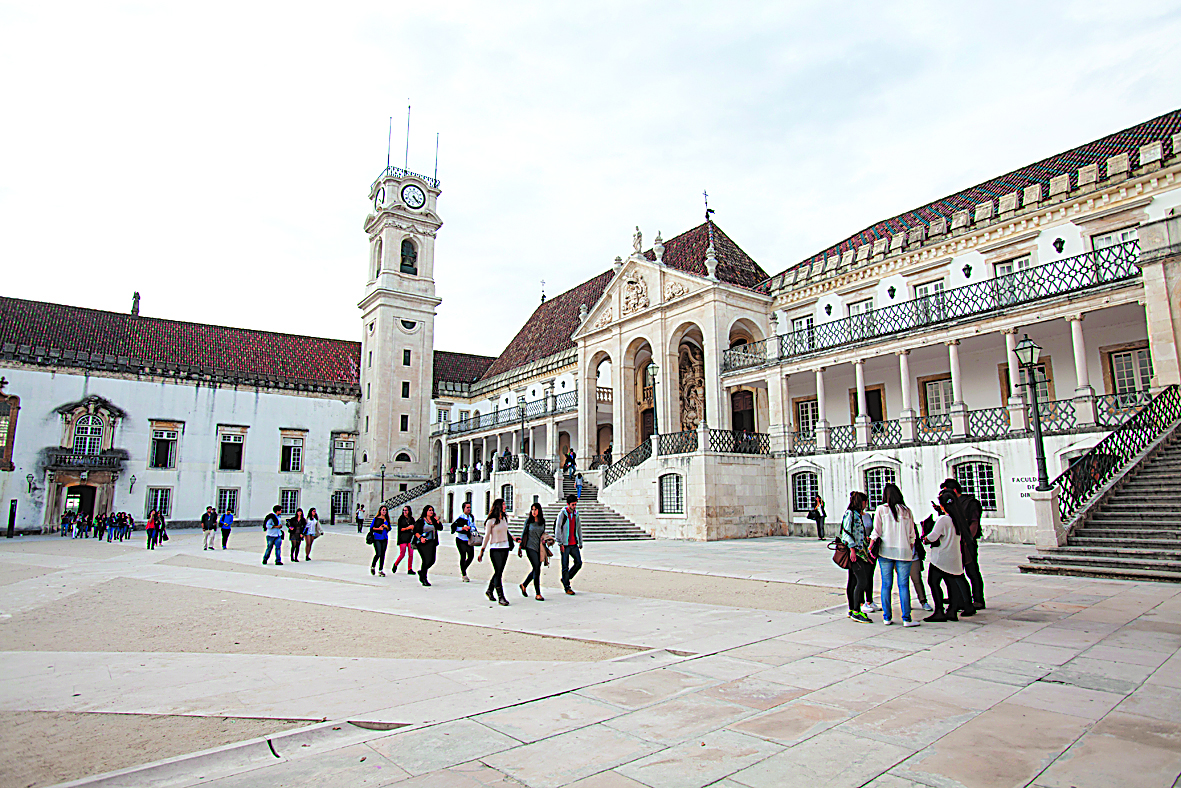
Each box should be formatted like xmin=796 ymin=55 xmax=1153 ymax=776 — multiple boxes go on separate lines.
xmin=3 ymin=2 xmax=1180 ymax=357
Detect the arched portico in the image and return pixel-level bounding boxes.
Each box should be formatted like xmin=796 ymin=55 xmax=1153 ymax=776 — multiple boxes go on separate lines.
xmin=579 ymin=349 xmax=615 ymax=464
xmin=622 ymin=335 xmax=656 ymax=453
xmin=670 ymin=322 xmax=707 ymax=432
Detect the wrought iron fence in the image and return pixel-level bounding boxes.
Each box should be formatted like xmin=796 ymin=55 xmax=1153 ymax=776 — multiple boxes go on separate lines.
xmin=828 ymin=424 xmax=857 ymax=452
xmin=383 ymin=477 xmax=440 ymax=510
xmin=373 ymin=165 xmax=440 ymax=190
xmin=1096 ymin=391 xmax=1152 ymax=426
xmin=790 ymin=430 xmax=816 ymax=455
xmin=445 ymin=391 xmax=581 ymax=437
xmin=968 ymin=406 xmax=1011 ymax=439
xmin=1052 ymin=385 xmax=1180 ymax=524
xmin=658 ymin=430 xmax=699 ymax=455
xmin=869 ymin=419 xmax=902 ymax=448
xmin=1034 ymin=399 xmax=1077 ymax=434
xmin=587 ymin=453 xmax=610 ymax=469
xmin=705 ymin=429 xmax=771 ymax=455
xmin=495 ymin=454 xmax=519 ymax=472
xmin=46 ymin=452 xmax=122 ymax=469
xmin=722 ymin=240 xmax=1140 ymax=373
xmin=522 ymin=456 xmax=555 ymax=487
xmin=915 ymin=414 xmax=953 ymax=444
xmin=603 ymin=440 xmax=652 ymax=487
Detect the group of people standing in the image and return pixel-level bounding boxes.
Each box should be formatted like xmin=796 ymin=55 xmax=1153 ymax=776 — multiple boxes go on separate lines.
xmin=363 ymin=494 xmax=586 ymax=604
xmin=837 ymin=478 xmax=986 ymax=625
xmin=260 ymin=506 xmax=322 ymax=564
xmin=59 ymin=511 xmax=136 ymax=541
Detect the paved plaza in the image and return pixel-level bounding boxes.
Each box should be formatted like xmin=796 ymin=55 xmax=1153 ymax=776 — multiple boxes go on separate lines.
xmin=1 ymin=528 xmax=1180 ymax=788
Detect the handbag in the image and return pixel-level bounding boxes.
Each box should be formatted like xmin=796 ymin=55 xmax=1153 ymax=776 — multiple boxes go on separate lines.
xmin=365 ymin=531 xmax=375 ymax=545
xmin=806 ymin=508 xmax=820 ymax=523
xmin=829 ymin=538 xmax=852 ymax=569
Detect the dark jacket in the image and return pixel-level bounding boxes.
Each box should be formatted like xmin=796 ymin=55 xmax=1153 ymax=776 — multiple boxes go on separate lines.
xmin=396 ymin=515 xmax=416 ymax=544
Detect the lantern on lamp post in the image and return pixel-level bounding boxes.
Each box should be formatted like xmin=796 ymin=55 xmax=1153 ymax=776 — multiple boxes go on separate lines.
xmin=1014 ymin=334 xmax=1051 ymax=491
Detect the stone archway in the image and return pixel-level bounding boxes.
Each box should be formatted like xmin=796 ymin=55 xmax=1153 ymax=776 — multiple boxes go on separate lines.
xmin=671 ymin=322 xmax=707 ymax=431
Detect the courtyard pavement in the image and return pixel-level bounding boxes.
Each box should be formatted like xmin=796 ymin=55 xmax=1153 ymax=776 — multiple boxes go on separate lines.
xmin=2 ymin=530 xmax=1180 ymax=788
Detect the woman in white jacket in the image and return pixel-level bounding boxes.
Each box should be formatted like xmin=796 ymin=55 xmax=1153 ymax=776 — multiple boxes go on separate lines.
xmin=870 ymin=483 xmax=920 ymax=627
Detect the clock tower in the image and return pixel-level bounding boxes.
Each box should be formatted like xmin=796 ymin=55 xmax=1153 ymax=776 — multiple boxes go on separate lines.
xmin=357 ymin=167 xmax=442 ymax=512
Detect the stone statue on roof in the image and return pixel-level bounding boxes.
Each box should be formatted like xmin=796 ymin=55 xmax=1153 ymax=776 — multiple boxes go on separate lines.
xmin=633 ymin=226 xmax=642 ymax=256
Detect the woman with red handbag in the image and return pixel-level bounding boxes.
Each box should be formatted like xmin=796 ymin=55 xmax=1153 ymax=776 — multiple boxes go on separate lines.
xmin=839 ymin=492 xmax=874 ymax=623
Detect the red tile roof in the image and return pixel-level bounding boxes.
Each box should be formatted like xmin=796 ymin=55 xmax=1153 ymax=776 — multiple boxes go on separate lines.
xmin=433 ymin=350 xmax=496 ymax=390
xmin=761 ymin=107 xmax=1181 ymax=291
xmin=645 ymin=221 xmax=769 ymax=289
xmin=0 ymin=296 xmax=361 ymax=387
xmin=479 ymin=270 xmax=615 ymax=381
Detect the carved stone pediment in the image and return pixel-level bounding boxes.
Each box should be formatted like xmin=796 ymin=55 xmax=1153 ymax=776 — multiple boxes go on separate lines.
xmin=622 ymin=275 xmax=649 ymax=315
xmin=593 ymin=308 xmax=613 ymax=329
xmin=664 ymin=280 xmax=690 ymax=301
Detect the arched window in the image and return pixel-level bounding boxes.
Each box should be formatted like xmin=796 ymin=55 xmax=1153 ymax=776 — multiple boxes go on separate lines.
xmin=400 ymin=238 xmax=418 ymax=274
xmin=659 ymin=474 xmax=684 ymax=514
xmin=394 ymin=452 xmax=412 ymax=462
xmin=864 ymin=466 xmax=897 ymax=509
xmin=501 ymin=484 xmax=514 ymax=512
xmin=954 ymin=461 xmax=999 ymax=512
xmin=372 ymin=238 xmax=382 ymax=279
xmin=73 ymin=415 xmax=104 ymax=455
xmin=792 ymin=471 xmax=819 ymax=512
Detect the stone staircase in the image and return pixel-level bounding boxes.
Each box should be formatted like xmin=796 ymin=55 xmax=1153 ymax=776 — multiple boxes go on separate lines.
xmin=1021 ymin=439 xmax=1181 ymax=582
xmin=512 ymin=477 xmax=653 ymax=542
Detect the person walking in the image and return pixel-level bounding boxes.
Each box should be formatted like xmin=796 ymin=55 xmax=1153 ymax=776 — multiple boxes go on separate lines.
xmin=262 ymin=505 xmax=284 ymax=565
xmin=575 ymin=473 xmax=583 ymax=499
xmin=554 ymin=494 xmax=582 ymax=595
xmin=144 ymin=510 xmax=159 ymax=550
xmin=286 ymin=509 xmax=306 ymax=562
xmin=392 ymin=505 xmax=416 ymax=574
xmin=414 ymin=504 xmax=441 ymax=586
xmin=157 ymin=512 xmax=169 ymax=545
xmin=940 ymin=478 xmax=986 ymax=609
xmin=809 ymin=494 xmax=827 ymax=540
xmin=452 ymin=501 xmax=479 ymax=583
xmin=219 ymin=509 xmax=234 ymax=549
xmin=355 ymin=504 xmax=365 ymax=534
xmin=840 ymin=492 xmax=874 ymax=623
xmin=479 ymin=498 xmax=513 ymax=606
xmin=369 ymin=505 xmax=391 ymax=576
xmin=519 ymin=502 xmax=548 ymax=601
xmin=923 ymin=490 xmax=970 ymax=621
xmin=870 ymin=483 xmax=920 ymax=627
xmin=201 ymin=506 xmax=219 ymax=550
xmin=303 ymin=507 xmax=321 ymax=560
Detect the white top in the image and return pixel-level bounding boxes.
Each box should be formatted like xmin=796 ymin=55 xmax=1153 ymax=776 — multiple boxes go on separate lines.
xmin=484 ymin=517 xmax=512 ymax=549
xmin=306 ymin=517 xmax=321 ymax=537
xmin=926 ymin=514 xmax=963 ymax=575
xmin=871 ymin=503 xmax=916 ymax=561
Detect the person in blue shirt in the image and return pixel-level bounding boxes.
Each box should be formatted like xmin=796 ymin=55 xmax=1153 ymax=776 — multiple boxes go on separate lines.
xmin=369 ymin=505 xmax=391 ymax=576
xmin=219 ymin=510 xmax=234 ymax=549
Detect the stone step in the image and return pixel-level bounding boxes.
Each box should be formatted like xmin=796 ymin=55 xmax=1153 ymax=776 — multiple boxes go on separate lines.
xmin=1071 ymin=537 xmax=1181 ymax=549
xmin=1046 ymin=546 xmax=1181 ymax=560
xmin=1074 ymin=529 xmax=1181 ymax=540
xmin=1082 ymin=518 xmax=1181 ymax=528
xmin=1026 ymin=552 xmax=1181 ymax=572
xmin=1018 ymin=563 xmax=1181 ymax=583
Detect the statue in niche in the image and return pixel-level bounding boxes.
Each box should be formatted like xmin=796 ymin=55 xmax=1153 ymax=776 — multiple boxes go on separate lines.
xmin=679 ymin=342 xmax=706 ymax=430
xmin=622 ymin=275 xmax=649 ymax=315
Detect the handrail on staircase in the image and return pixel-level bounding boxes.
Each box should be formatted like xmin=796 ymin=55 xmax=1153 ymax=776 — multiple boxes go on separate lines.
xmin=602 ymin=440 xmax=652 ymax=488
xmin=383 ymin=476 xmax=441 ymax=510
xmin=1052 ymin=385 xmax=1181 ymax=525
xmin=522 ymin=456 xmax=555 ymax=488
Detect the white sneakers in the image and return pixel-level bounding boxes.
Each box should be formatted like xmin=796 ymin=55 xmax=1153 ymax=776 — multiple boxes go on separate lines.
xmin=903 ymin=620 xmax=921 ymax=627
xmin=863 ymin=602 xmax=878 ymax=612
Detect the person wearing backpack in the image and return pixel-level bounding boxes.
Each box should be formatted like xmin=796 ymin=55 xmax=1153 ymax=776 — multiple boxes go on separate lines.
xmin=262 ymin=505 xmax=284 ymax=565
xmin=451 ymin=501 xmax=479 ymax=583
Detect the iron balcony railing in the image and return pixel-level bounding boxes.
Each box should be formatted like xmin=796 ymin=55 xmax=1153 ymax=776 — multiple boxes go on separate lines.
xmin=658 ymin=430 xmax=699 ymax=455
xmin=603 ymin=440 xmax=652 ymax=487
xmin=828 ymin=424 xmax=857 ymax=452
xmin=587 ymin=453 xmax=610 ymax=469
xmin=495 ymin=454 xmax=519 ymax=472
xmin=47 ymin=452 xmax=122 ymax=469
xmin=916 ymin=414 xmax=953 ymax=445
xmin=1052 ymin=385 xmax=1180 ymax=525
xmin=706 ymin=429 xmax=771 ymax=455
xmin=869 ymin=419 xmax=903 ymax=448
xmin=372 ymin=165 xmax=440 ymax=190
xmin=1095 ymin=390 xmax=1153 ymax=426
xmin=522 ymin=456 xmax=555 ymax=488
xmin=967 ymin=406 xmax=1011 ymax=440
xmin=790 ymin=430 xmax=816 ymax=455
xmin=383 ymin=477 xmax=440 ymax=510
xmin=722 ymin=240 xmax=1141 ymax=373
xmin=444 ymin=391 xmax=579 ymax=438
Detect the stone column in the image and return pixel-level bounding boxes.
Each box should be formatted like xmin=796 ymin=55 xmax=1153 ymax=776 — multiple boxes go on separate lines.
xmin=898 ymin=350 xmax=916 ymax=442
xmin=577 ymin=362 xmax=595 ymax=466
xmin=854 ymin=359 xmax=871 ymax=447
xmin=613 ymin=358 xmax=631 ymax=455
xmin=1137 ymin=212 xmax=1181 ymax=389
xmin=1067 ymin=314 xmax=1096 ymax=426
xmin=948 ymin=340 xmax=968 ymax=436
xmin=814 ymin=367 xmax=830 ymax=451
xmin=1004 ymin=328 xmax=1029 ymax=431
xmin=766 ymin=373 xmax=787 ymax=454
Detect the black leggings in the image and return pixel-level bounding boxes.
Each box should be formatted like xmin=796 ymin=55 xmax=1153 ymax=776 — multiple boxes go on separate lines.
xmin=522 ymin=547 xmax=543 ymax=595
xmin=371 ymin=539 xmax=388 ymax=570
xmin=457 ymin=538 xmax=475 ymax=577
xmin=291 ymin=534 xmax=302 ymax=560
xmin=487 ymin=547 xmax=509 ymax=599
xmin=417 ymin=542 xmax=437 ymax=583
xmin=928 ymin=564 xmax=971 ymax=615
xmin=221 ymin=530 xmax=230 ymax=548
xmin=846 ymin=560 xmax=872 ymax=612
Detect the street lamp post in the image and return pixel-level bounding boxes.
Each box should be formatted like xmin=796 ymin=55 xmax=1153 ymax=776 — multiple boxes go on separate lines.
xmin=647 ymin=362 xmax=659 ymax=436
xmin=1014 ymin=334 xmax=1051 ymax=491
xmin=380 ymin=463 xmax=387 ymax=503
xmin=518 ymin=395 xmax=528 ymax=460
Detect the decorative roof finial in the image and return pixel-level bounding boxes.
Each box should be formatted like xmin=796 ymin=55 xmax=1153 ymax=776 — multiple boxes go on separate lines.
xmin=654 ymin=231 xmax=664 ymax=264
xmin=703 ymin=190 xmax=718 ymax=281
xmin=131 ymin=291 xmax=141 ymax=316
xmin=540 ymin=279 xmax=546 ymax=304
xmin=613 ymin=255 xmax=623 ymax=273
xmin=579 ymin=303 xmax=588 ymax=323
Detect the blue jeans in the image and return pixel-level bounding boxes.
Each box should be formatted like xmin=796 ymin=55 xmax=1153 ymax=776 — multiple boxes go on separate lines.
xmin=263 ymin=535 xmax=283 ymax=563
xmin=878 ymin=557 xmax=913 ymax=622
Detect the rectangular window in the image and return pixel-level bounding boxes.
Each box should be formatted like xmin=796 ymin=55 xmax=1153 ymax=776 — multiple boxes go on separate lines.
xmin=847 ymin=298 xmax=875 ymax=341
xmin=403 ymin=349 xmax=411 ymax=366
xmin=789 ymin=315 xmax=815 ymax=353
xmin=368 ymin=350 xmax=373 ymax=368
xmin=281 ymin=437 xmax=303 ymax=473
xmin=399 ymin=483 xmax=407 ymax=492
xmin=438 ymin=409 xmax=450 ymax=423
xmin=913 ymin=279 xmax=946 ymax=324
xmin=333 ymin=439 xmax=355 ymax=474
xmin=367 ymin=383 xmax=371 ymax=400
xmin=796 ymin=399 xmax=819 ymax=434
xmin=458 ymin=410 xmax=470 ymax=423
xmin=401 ymin=381 xmax=410 ymax=398
xmin=485 ymin=490 xmax=491 ymax=516
xmin=995 ymin=255 xmax=1032 ymax=277
xmin=365 ymin=416 xmax=369 ymax=433
xmin=0 ymin=402 xmax=9 ymax=451
xmin=219 ymin=432 xmax=244 ymax=471
xmin=1111 ymin=348 xmax=1153 ymax=396
xmin=280 ymin=489 xmax=300 ymax=516
xmin=924 ymin=378 xmax=954 ymax=416
xmin=332 ymin=490 xmax=352 ymax=517
xmin=400 ymin=415 xmax=409 ymax=431
xmin=217 ymin=488 xmax=239 ymax=515
xmin=1019 ymin=363 xmax=1051 ymax=402
xmin=847 ymin=298 xmax=873 ymax=316
xmin=146 ymin=487 xmax=172 ymax=518
xmin=149 ymin=429 xmax=178 ymax=469
xmin=954 ymin=462 xmax=998 ymax=512
xmin=501 ymin=484 xmax=514 ymax=512
xmin=792 ymin=472 xmax=819 ymax=512
xmin=791 ymin=315 xmax=814 ymax=333
xmin=1092 ymin=227 xmax=1138 ymax=251
xmin=659 ymin=474 xmax=684 ymax=514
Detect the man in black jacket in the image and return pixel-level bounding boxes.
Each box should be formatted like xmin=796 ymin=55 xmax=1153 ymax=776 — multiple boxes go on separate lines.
xmin=941 ymin=478 xmax=985 ymax=610
xmin=200 ymin=506 xmax=218 ymax=551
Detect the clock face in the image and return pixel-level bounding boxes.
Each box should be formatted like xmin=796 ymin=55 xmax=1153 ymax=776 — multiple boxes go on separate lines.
xmin=373 ymin=187 xmax=385 ymax=212
xmin=401 ymin=184 xmax=426 ymax=209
